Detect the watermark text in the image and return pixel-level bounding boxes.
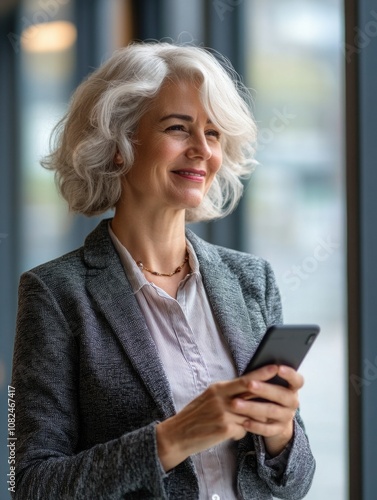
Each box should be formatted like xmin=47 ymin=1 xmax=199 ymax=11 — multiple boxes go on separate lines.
xmin=344 ymin=9 xmax=377 ymax=63
xmin=7 ymin=386 xmax=16 ymax=493
xmin=213 ymin=0 xmax=244 ymax=22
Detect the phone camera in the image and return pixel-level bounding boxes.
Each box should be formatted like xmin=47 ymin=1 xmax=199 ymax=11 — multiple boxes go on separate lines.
xmin=306 ymin=334 xmax=316 ymax=345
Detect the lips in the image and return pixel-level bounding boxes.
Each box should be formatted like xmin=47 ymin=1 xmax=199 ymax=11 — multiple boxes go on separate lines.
xmin=172 ymin=169 xmax=206 ymax=182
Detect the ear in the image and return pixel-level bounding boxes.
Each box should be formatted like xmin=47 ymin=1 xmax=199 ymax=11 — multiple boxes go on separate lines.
xmin=114 ymin=152 xmax=124 ymax=165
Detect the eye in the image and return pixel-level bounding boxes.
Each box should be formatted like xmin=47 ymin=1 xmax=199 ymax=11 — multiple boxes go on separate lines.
xmin=206 ymin=129 xmax=221 ymax=139
xmin=165 ymin=124 xmax=187 ymax=132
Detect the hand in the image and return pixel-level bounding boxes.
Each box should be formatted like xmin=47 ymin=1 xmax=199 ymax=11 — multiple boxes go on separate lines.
xmin=156 ymin=365 xmax=302 ymax=471
xmin=235 ymin=365 xmax=304 ymax=457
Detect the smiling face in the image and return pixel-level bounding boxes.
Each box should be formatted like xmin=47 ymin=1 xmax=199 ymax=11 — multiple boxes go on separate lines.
xmin=120 ymin=78 xmax=223 ymax=217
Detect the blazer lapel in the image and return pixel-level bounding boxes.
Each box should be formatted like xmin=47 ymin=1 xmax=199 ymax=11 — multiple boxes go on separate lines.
xmin=83 ymin=220 xmax=176 ymax=419
xmin=187 ymin=230 xmax=260 ymax=376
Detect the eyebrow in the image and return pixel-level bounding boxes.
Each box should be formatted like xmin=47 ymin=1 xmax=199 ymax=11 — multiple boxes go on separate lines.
xmin=159 ymin=113 xmax=212 ymax=124
xmin=159 ymin=114 xmax=193 ymax=123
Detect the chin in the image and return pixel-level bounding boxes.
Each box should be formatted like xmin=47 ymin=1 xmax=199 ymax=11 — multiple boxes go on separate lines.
xmin=179 ymin=190 xmax=205 ymax=208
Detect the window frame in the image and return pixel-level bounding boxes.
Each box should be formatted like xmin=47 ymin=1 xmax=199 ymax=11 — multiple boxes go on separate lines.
xmin=0 ymin=7 xmax=21 ymax=499
xmin=346 ymin=0 xmax=377 ymax=498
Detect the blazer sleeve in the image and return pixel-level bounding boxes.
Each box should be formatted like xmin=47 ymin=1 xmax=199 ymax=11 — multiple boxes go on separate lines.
xmin=12 ymin=271 xmax=168 ymax=500
xmin=251 ymin=260 xmax=316 ymax=499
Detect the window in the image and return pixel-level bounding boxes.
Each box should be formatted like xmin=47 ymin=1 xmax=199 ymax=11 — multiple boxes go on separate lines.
xmin=18 ymin=0 xmax=131 ymax=272
xmin=19 ymin=0 xmax=77 ymax=270
xmin=0 ymin=1 xmax=357 ymax=496
xmin=245 ymin=1 xmax=347 ymax=497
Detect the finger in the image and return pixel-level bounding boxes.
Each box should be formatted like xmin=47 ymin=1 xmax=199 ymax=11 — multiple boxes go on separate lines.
xmin=233 ymin=365 xmax=284 ymax=399
xmin=246 ymin=380 xmax=300 ymax=409
xmin=213 ymin=365 xmax=279 ymax=398
xmin=278 ymin=366 xmax=304 ymax=390
xmin=231 ymin=397 xmax=294 ymax=424
xmin=242 ymin=364 xmax=280 ymax=383
xmin=239 ymin=403 xmax=295 ymax=438
xmin=242 ymin=418 xmax=285 ymax=438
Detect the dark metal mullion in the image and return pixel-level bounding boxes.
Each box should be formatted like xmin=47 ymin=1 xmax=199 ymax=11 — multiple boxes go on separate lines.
xmin=0 ymin=8 xmax=21 ymax=500
xmin=131 ymin=0 xmax=163 ymax=41
xmin=359 ymin=0 xmax=377 ymax=496
xmin=204 ymin=1 xmax=247 ymax=251
xmin=347 ymin=0 xmax=377 ymax=498
xmin=345 ymin=0 xmax=362 ymax=497
xmin=68 ymin=0 xmax=106 ymax=247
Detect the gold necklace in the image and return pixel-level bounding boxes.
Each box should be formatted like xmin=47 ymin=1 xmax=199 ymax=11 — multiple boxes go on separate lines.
xmin=136 ymin=251 xmax=189 ymax=277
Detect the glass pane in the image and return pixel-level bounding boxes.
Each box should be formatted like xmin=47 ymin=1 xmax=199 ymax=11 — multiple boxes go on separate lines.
xmin=19 ymin=0 xmax=77 ymax=271
xmin=244 ymin=1 xmax=347 ymax=498
xmin=19 ymin=0 xmax=130 ymax=272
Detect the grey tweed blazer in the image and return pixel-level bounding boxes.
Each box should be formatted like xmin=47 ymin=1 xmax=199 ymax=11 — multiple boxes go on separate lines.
xmin=12 ymin=219 xmax=315 ymax=499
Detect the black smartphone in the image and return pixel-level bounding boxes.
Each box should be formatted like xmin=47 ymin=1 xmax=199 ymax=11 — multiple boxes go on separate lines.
xmin=243 ymin=324 xmax=320 ymax=389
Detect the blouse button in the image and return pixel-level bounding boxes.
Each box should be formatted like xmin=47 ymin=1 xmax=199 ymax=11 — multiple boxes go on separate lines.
xmin=212 ymin=495 xmax=220 ymax=500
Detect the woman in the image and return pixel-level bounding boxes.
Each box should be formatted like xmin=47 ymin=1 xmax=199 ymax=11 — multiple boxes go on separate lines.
xmin=12 ymin=42 xmax=315 ymax=499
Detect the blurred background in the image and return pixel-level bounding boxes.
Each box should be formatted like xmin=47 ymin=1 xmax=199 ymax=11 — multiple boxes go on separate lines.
xmin=0 ymin=0 xmax=348 ymax=498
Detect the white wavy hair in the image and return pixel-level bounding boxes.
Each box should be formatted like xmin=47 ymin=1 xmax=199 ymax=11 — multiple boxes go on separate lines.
xmin=42 ymin=42 xmax=257 ymax=221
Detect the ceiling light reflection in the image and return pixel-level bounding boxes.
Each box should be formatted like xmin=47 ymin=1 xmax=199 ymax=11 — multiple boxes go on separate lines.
xmin=21 ymin=21 xmax=77 ymax=53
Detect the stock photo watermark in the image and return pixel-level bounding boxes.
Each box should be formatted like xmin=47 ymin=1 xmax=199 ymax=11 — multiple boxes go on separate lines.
xmin=7 ymin=386 xmax=16 ymax=493
xmin=344 ymin=9 xmax=377 ymax=63
xmin=282 ymin=235 xmax=340 ymax=292
xmin=7 ymin=0 xmax=70 ymax=54
xmin=350 ymin=358 xmax=377 ymax=396
xmin=213 ymin=0 xmax=244 ymax=22
xmin=257 ymin=106 xmax=296 ymax=152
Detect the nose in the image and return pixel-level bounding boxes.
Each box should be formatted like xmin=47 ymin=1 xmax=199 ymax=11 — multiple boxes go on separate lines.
xmin=186 ymin=133 xmax=212 ymax=161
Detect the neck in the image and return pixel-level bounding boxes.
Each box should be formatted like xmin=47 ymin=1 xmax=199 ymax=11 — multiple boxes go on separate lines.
xmin=111 ymin=204 xmax=187 ymax=273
